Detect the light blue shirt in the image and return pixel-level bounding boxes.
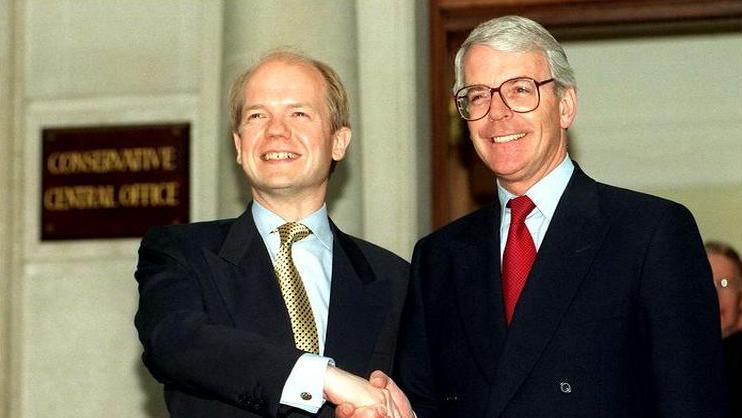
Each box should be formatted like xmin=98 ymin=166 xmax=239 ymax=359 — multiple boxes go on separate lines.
xmin=252 ymin=201 xmax=334 ymax=412
xmin=497 ymin=156 xmax=574 ymax=262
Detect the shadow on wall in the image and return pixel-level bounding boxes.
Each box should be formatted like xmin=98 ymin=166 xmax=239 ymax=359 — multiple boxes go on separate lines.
xmin=230 ymin=152 xmax=252 ymax=209
xmin=135 ymin=360 xmax=168 ymax=418
xmin=566 ymin=130 xmax=582 ymax=162
xmin=326 ymin=159 xmax=350 ymax=214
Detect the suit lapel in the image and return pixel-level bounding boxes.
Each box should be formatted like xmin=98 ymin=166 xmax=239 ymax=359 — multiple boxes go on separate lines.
xmin=204 ymin=205 xmax=294 ymax=346
xmin=452 ymin=204 xmax=507 ymax=383
xmin=489 ymin=167 xmax=610 ymax=417
xmin=324 ymin=222 xmax=389 ymax=375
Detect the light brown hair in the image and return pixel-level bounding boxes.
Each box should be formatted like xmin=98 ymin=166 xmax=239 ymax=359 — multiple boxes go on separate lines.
xmin=228 ymin=50 xmax=350 ymax=136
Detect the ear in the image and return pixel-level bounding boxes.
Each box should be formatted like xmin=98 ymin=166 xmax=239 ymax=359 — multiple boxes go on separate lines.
xmin=331 ymin=127 xmax=352 ymax=162
xmin=232 ymin=132 xmax=242 ymax=164
xmin=558 ymin=87 xmax=577 ymax=130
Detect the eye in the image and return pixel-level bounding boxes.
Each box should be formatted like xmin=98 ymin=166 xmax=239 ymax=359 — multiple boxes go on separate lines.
xmin=466 ymin=88 xmax=491 ymax=105
xmin=292 ymin=111 xmax=311 ymax=119
xmin=510 ymin=81 xmax=534 ymax=95
xmin=245 ymin=112 xmax=267 ymax=121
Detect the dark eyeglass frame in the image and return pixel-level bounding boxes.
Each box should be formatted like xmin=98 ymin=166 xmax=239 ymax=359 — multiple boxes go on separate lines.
xmin=454 ymin=77 xmax=555 ymax=121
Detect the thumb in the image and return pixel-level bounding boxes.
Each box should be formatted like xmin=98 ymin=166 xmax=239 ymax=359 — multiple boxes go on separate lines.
xmin=368 ymin=370 xmax=390 ymax=388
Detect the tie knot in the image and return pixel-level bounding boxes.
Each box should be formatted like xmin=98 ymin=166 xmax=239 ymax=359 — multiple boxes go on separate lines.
xmin=277 ymin=222 xmax=312 ymax=245
xmin=507 ymin=195 xmax=535 ymax=223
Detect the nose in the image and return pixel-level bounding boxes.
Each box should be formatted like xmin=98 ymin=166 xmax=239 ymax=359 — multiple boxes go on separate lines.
xmin=487 ymin=93 xmax=513 ymax=122
xmin=266 ymin=115 xmax=290 ymax=138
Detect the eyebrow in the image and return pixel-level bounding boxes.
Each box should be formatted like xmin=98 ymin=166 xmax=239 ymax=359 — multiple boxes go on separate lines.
xmin=243 ymin=104 xmax=266 ymax=113
xmin=243 ymin=102 xmax=317 ymax=112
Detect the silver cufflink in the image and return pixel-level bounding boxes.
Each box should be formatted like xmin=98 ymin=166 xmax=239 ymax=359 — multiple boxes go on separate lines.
xmin=300 ymin=392 xmax=312 ymax=401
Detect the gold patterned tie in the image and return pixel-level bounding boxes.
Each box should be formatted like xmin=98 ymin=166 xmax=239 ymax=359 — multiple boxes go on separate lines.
xmin=274 ymin=222 xmax=319 ymax=354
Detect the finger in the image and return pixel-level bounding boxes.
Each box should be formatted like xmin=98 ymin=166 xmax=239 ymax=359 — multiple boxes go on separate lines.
xmin=380 ymin=372 xmax=400 ymax=392
xmin=357 ymin=406 xmax=388 ymax=418
xmin=340 ymin=405 xmax=386 ymax=418
xmin=374 ymin=405 xmax=389 ymax=418
xmin=335 ymin=403 xmax=355 ymax=418
xmin=376 ymin=375 xmax=413 ymax=418
xmin=381 ymin=388 xmax=401 ymax=418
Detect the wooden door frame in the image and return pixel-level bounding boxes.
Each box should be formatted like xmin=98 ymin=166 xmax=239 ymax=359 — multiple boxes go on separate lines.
xmin=429 ymin=0 xmax=742 ymax=228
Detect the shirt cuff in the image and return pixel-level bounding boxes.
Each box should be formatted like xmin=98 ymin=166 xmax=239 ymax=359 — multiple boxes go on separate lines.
xmin=280 ymin=353 xmax=334 ymax=413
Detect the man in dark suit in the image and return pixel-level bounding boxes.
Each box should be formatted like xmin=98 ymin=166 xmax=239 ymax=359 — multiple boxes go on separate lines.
xmin=339 ymin=15 xmax=725 ymax=418
xmin=135 ymin=51 xmax=409 ymax=417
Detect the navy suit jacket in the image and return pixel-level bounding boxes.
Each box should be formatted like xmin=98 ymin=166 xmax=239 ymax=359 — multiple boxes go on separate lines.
xmin=135 ymin=206 xmax=409 ymax=417
xmin=394 ymin=165 xmax=725 ymax=418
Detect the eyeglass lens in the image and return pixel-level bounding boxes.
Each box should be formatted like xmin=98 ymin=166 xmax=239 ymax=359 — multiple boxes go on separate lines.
xmin=456 ymin=78 xmax=542 ymax=120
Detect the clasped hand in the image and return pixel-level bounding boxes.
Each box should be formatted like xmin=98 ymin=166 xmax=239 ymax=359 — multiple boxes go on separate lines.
xmin=324 ymin=367 xmax=412 ymax=418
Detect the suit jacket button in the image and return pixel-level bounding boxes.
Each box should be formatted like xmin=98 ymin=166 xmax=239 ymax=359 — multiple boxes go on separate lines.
xmin=300 ymin=392 xmax=312 ymax=401
xmin=560 ymin=381 xmax=572 ymax=394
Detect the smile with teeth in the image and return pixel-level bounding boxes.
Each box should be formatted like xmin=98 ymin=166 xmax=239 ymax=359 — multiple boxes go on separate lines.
xmin=262 ymin=151 xmax=298 ymax=161
xmin=492 ymin=133 xmax=526 ymax=143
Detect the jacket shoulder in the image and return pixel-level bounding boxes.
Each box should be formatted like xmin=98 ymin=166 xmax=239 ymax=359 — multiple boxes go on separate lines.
xmin=419 ymin=204 xmax=497 ymax=248
xmin=594 ymin=181 xmax=693 ymax=221
xmin=344 ymin=234 xmax=410 ymax=271
xmin=140 ymin=218 xmax=236 ymax=254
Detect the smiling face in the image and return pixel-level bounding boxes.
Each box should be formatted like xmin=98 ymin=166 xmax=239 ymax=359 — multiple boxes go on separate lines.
xmin=463 ymin=45 xmax=576 ymax=195
xmin=233 ymin=59 xmax=351 ymax=214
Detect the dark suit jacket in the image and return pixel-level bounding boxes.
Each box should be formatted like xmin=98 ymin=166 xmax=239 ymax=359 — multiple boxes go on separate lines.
xmin=724 ymin=332 xmax=742 ymax=418
xmin=134 ymin=206 xmax=409 ymax=417
xmin=394 ymin=164 xmax=725 ymax=418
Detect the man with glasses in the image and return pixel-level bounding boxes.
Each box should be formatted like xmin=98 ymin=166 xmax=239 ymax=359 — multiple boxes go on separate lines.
xmin=338 ymin=15 xmax=725 ymax=418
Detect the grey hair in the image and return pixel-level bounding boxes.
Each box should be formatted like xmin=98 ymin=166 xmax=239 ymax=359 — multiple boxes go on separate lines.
xmin=453 ymin=16 xmax=576 ymax=97
xmin=706 ymin=240 xmax=742 ymax=278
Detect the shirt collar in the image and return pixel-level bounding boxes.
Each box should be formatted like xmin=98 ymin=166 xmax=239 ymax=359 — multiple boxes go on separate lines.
xmin=497 ymin=155 xmax=574 ymax=221
xmin=251 ymin=200 xmax=334 ymax=251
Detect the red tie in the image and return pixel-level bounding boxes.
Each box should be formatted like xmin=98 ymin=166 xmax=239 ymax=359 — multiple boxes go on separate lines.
xmin=502 ymin=195 xmax=536 ymax=325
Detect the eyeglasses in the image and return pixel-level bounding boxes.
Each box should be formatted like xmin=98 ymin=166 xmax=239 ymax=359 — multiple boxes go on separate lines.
xmin=454 ymin=77 xmax=555 ymax=121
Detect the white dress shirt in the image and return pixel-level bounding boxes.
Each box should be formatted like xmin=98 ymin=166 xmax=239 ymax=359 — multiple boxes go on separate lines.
xmin=252 ymin=201 xmax=334 ymax=413
xmin=497 ymin=155 xmax=574 ymax=261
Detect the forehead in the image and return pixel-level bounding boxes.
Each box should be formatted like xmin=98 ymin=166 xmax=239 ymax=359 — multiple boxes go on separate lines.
xmin=243 ymin=59 xmax=327 ymax=104
xmin=709 ymin=253 xmax=742 ymax=277
xmin=463 ymin=45 xmax=549 ymax=84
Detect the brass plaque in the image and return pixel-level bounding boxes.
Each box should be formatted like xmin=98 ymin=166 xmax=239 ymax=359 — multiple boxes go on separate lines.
xmin=41 ymin=123 xmax=190 ymax=240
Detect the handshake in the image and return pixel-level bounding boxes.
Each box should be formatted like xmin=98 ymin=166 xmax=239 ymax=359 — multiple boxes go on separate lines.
xmin=324 ymin=366 xmax=413 ymax=418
